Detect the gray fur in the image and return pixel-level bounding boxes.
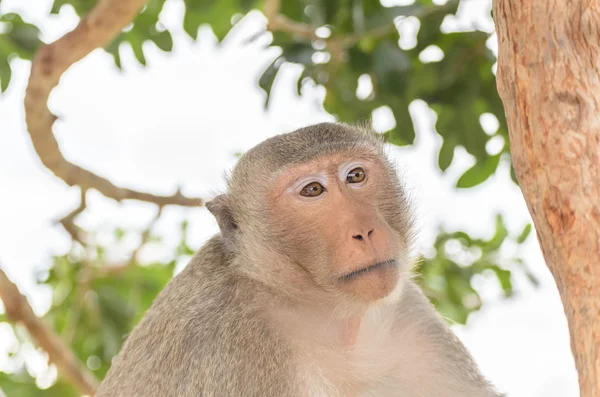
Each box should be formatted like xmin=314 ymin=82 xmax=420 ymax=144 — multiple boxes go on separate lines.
xmin=96 ymin=237 xmax=301 ymax=396
xmin=96 ymin=122 xmax=503 ymax=397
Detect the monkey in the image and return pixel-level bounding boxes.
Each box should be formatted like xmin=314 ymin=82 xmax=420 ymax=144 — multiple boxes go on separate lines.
xmin=95 ymin=122 xmax=503 ymax=397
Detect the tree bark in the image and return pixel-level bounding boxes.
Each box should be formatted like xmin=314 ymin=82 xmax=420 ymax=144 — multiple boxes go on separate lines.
xmin=493 ymin=1 xmax=600 ymax=396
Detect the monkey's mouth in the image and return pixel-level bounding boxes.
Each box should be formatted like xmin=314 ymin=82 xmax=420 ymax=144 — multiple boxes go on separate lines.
xmin=338 ymin=259 xmax=398 ymax=281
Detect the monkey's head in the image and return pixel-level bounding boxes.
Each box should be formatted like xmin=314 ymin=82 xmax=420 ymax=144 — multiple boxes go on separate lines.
xmin=207 ymin=122 xmax=414 ymax=308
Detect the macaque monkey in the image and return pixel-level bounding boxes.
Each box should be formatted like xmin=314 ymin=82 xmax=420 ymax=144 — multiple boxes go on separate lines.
xmin=96 ymin=122 xmax=503 ymax=397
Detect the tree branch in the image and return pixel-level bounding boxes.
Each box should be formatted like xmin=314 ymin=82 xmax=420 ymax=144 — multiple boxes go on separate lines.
xmin=0 ymin=266 xmax=99 ymax=396
xmin=24 ymin=0 xmax=203 ymax=208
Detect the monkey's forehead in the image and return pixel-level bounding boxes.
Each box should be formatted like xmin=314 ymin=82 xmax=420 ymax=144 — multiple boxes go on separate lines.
xmin=234 ymin=122 xmax=383 ymax=172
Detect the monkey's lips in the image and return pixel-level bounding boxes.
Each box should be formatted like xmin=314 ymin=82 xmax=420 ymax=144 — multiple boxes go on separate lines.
xmin=336 ymin=259 xmax=399 ymax=300
xmin=338 ymin=259 xmax=398 ymax=281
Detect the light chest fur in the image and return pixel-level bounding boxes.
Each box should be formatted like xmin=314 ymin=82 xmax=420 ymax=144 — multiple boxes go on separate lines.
xmin=268 ymin=283 xmax=496 ymax=397
xmin=272 ymin=305 xmax=429 ymax=396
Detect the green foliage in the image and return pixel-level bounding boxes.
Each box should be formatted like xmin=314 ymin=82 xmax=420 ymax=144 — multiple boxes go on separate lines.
xmin=0 ymin=0 xmax=539 ymax=394
xmin=416 ymin=214 xmax=537 ymax=324
xmin=0 ymin=221 xmax=195 ymax=397
xmin=254 ymin=0 xmax=509 ymax=187
xmin=0 ymin=13 xmax=42 ymax=92
xmin=41 ymin=255 xmax=176 ymax=380
xmin=106 ymin=0 xmax=174 ymax=68
xmin=183 ymin=0 xmax=243 ymax=41
xmin=0 ymin=371 xmax=75 ymax=397
xmin=0 ymin=0 xmax=510 ymax=186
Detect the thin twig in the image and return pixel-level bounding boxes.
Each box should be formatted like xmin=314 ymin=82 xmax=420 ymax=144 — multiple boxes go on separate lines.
xmin=0 ymin=265 xmax=99 ymax=396
xmin=263 ymin=0 xmax=317 ymax=39
xmin=62 ymin=243 xmax=95 ymax=344
xmin=257 ymin=0 xmax=460 ymax=84
xmin=24 ymin=0 xmax=204 ymax=208
xmin=95 ymin=206 xmax=164 ymax=278
xmin=263 ymin=0 xmax=280 ymax=21
xmin=57 ymin=188 xmax=88 ymax=245
xmin=268 ymin=14 xmax=319 ymax=40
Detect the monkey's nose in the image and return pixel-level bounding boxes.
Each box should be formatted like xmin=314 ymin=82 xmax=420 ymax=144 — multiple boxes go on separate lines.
xmin=352 ymin=228 xmax=374 ymax=242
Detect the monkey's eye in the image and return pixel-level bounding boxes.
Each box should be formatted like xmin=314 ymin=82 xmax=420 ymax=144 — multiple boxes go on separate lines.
xmin=346 ymin=167 xmax=366 ymax=184
xmin=300 ymin=182 xmax=325 ymax=197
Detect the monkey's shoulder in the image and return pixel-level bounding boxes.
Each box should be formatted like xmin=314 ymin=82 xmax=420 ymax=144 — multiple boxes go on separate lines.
xmin=132 ymin=235 xmax=258 ymax=340
xmin=97 ymin=236 xmax=297 ymax=396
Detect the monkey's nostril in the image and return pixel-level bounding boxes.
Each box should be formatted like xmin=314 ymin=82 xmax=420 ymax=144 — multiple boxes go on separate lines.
xmin=353 ymin=229 xmax=374 ymax=241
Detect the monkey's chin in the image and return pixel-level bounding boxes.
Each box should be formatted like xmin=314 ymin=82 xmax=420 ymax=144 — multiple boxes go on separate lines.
xmin=337 ymin=260 xmax=400 ymax=302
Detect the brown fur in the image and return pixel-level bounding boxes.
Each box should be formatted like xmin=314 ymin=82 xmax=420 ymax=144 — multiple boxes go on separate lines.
xmin=96 ymin=122 xmax=503 ymax=397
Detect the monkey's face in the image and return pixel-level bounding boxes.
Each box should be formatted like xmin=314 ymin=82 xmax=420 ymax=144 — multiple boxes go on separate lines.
xmin=266 ymin=153 xmax=407 ymax=302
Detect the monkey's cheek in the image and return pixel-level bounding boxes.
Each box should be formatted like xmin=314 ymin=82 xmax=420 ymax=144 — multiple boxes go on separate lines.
xmin=338 ymin=265 xmax=400 ymax=301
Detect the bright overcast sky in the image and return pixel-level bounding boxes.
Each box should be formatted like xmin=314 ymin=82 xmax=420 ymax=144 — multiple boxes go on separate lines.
xmin=0 ymin=0 xmax=580 ymax=396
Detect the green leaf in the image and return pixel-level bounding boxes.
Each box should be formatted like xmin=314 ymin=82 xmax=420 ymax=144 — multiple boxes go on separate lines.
xmin=114 ymin=227 xmax=126 ymax=241
xmin=151 ymin=29 xmax=173 ymax=52
xmin=321 ymin=0 xmax=352 ymax=31
xmin=279 ymin=0 xmax=309 ymax=25
xmin=258 ymin=57 xmax=281 ymax=109
xmin=0 ymin=59 xmax=11 ymax=92
xmin=485 ymin=214 xmax=509 ymax=252
xmin=515 ymin=258 xmax=541 ymax=287
xmin=516 ymin=223 xmax=532 ymax=244
xmin=50 ymin=0 xmax=96 ymax=15
xmin=415 ymin=0 xmax=459 ymax=51
xmin=296 ymin=67 xmax=310 ymax=96
xmin=183 ymin=10 xmax=202 ymax=40
xmin=489 ymin=264 xmax=513 ymax=296
xmin=510 ymin=161 xmax=520 ymax=185
xmin=0 ymin=13 xmax=42 ymax=63
xmin=433 ymin=102 xmax=489 ymax=166
xmin=0 ymin=371 xmax=78 ymax=397
xmin=387 ymin=101 xmax=415 ymax=145
xmin=407 ymin=63 xmax=439 ymax=98
xmin=130 ymin=40 xmax=147 ymax=66
xmin=238 ymin=0 xmax=260 ymax=12
xmin=373 ymin=39 xmax=411 ymax=81
xmin=105 ymin=37 xmax=123 ymax=69
xmin=456 ymin=153 xmax=501 ymax=188
xmin=438 ymin=135 xmax=455 ymax=171
xmin=183 ymin=0 xmax=241 ymax=41
xmin=347 ymin=46 xmax=373 ymax=76
xmin=283 ymin=42 xmax=314 ymax=65
xmin=364 ymin=4 xmax=422 ymax=31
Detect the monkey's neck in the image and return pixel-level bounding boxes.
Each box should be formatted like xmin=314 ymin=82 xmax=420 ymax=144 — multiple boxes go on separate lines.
xmin=239 ymin=257 xmax=390 ymax=347
xmin=265 ymin=296 xmax=371 ymax=349
xmin=341 ymin=316 xmax=363 ymax=345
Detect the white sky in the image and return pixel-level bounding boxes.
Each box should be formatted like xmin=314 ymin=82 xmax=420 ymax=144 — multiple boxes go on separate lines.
xmin=0 ymin=0 xmax=580 ymax=396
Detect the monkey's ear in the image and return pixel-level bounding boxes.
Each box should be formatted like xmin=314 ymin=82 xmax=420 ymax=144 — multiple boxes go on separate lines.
xmin=206 ymin=194 xmax=238 ymax=248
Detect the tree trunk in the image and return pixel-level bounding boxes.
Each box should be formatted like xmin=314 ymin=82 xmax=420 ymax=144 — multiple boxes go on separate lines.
xmin=492 ymin=1 xmax=600 ymax=396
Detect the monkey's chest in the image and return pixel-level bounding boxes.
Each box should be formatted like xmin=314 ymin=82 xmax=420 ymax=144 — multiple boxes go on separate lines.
xmin=296 ymin=317 xmax=434 ymax=397
xmin=298 ymin=333 xmax=401 ymax=396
